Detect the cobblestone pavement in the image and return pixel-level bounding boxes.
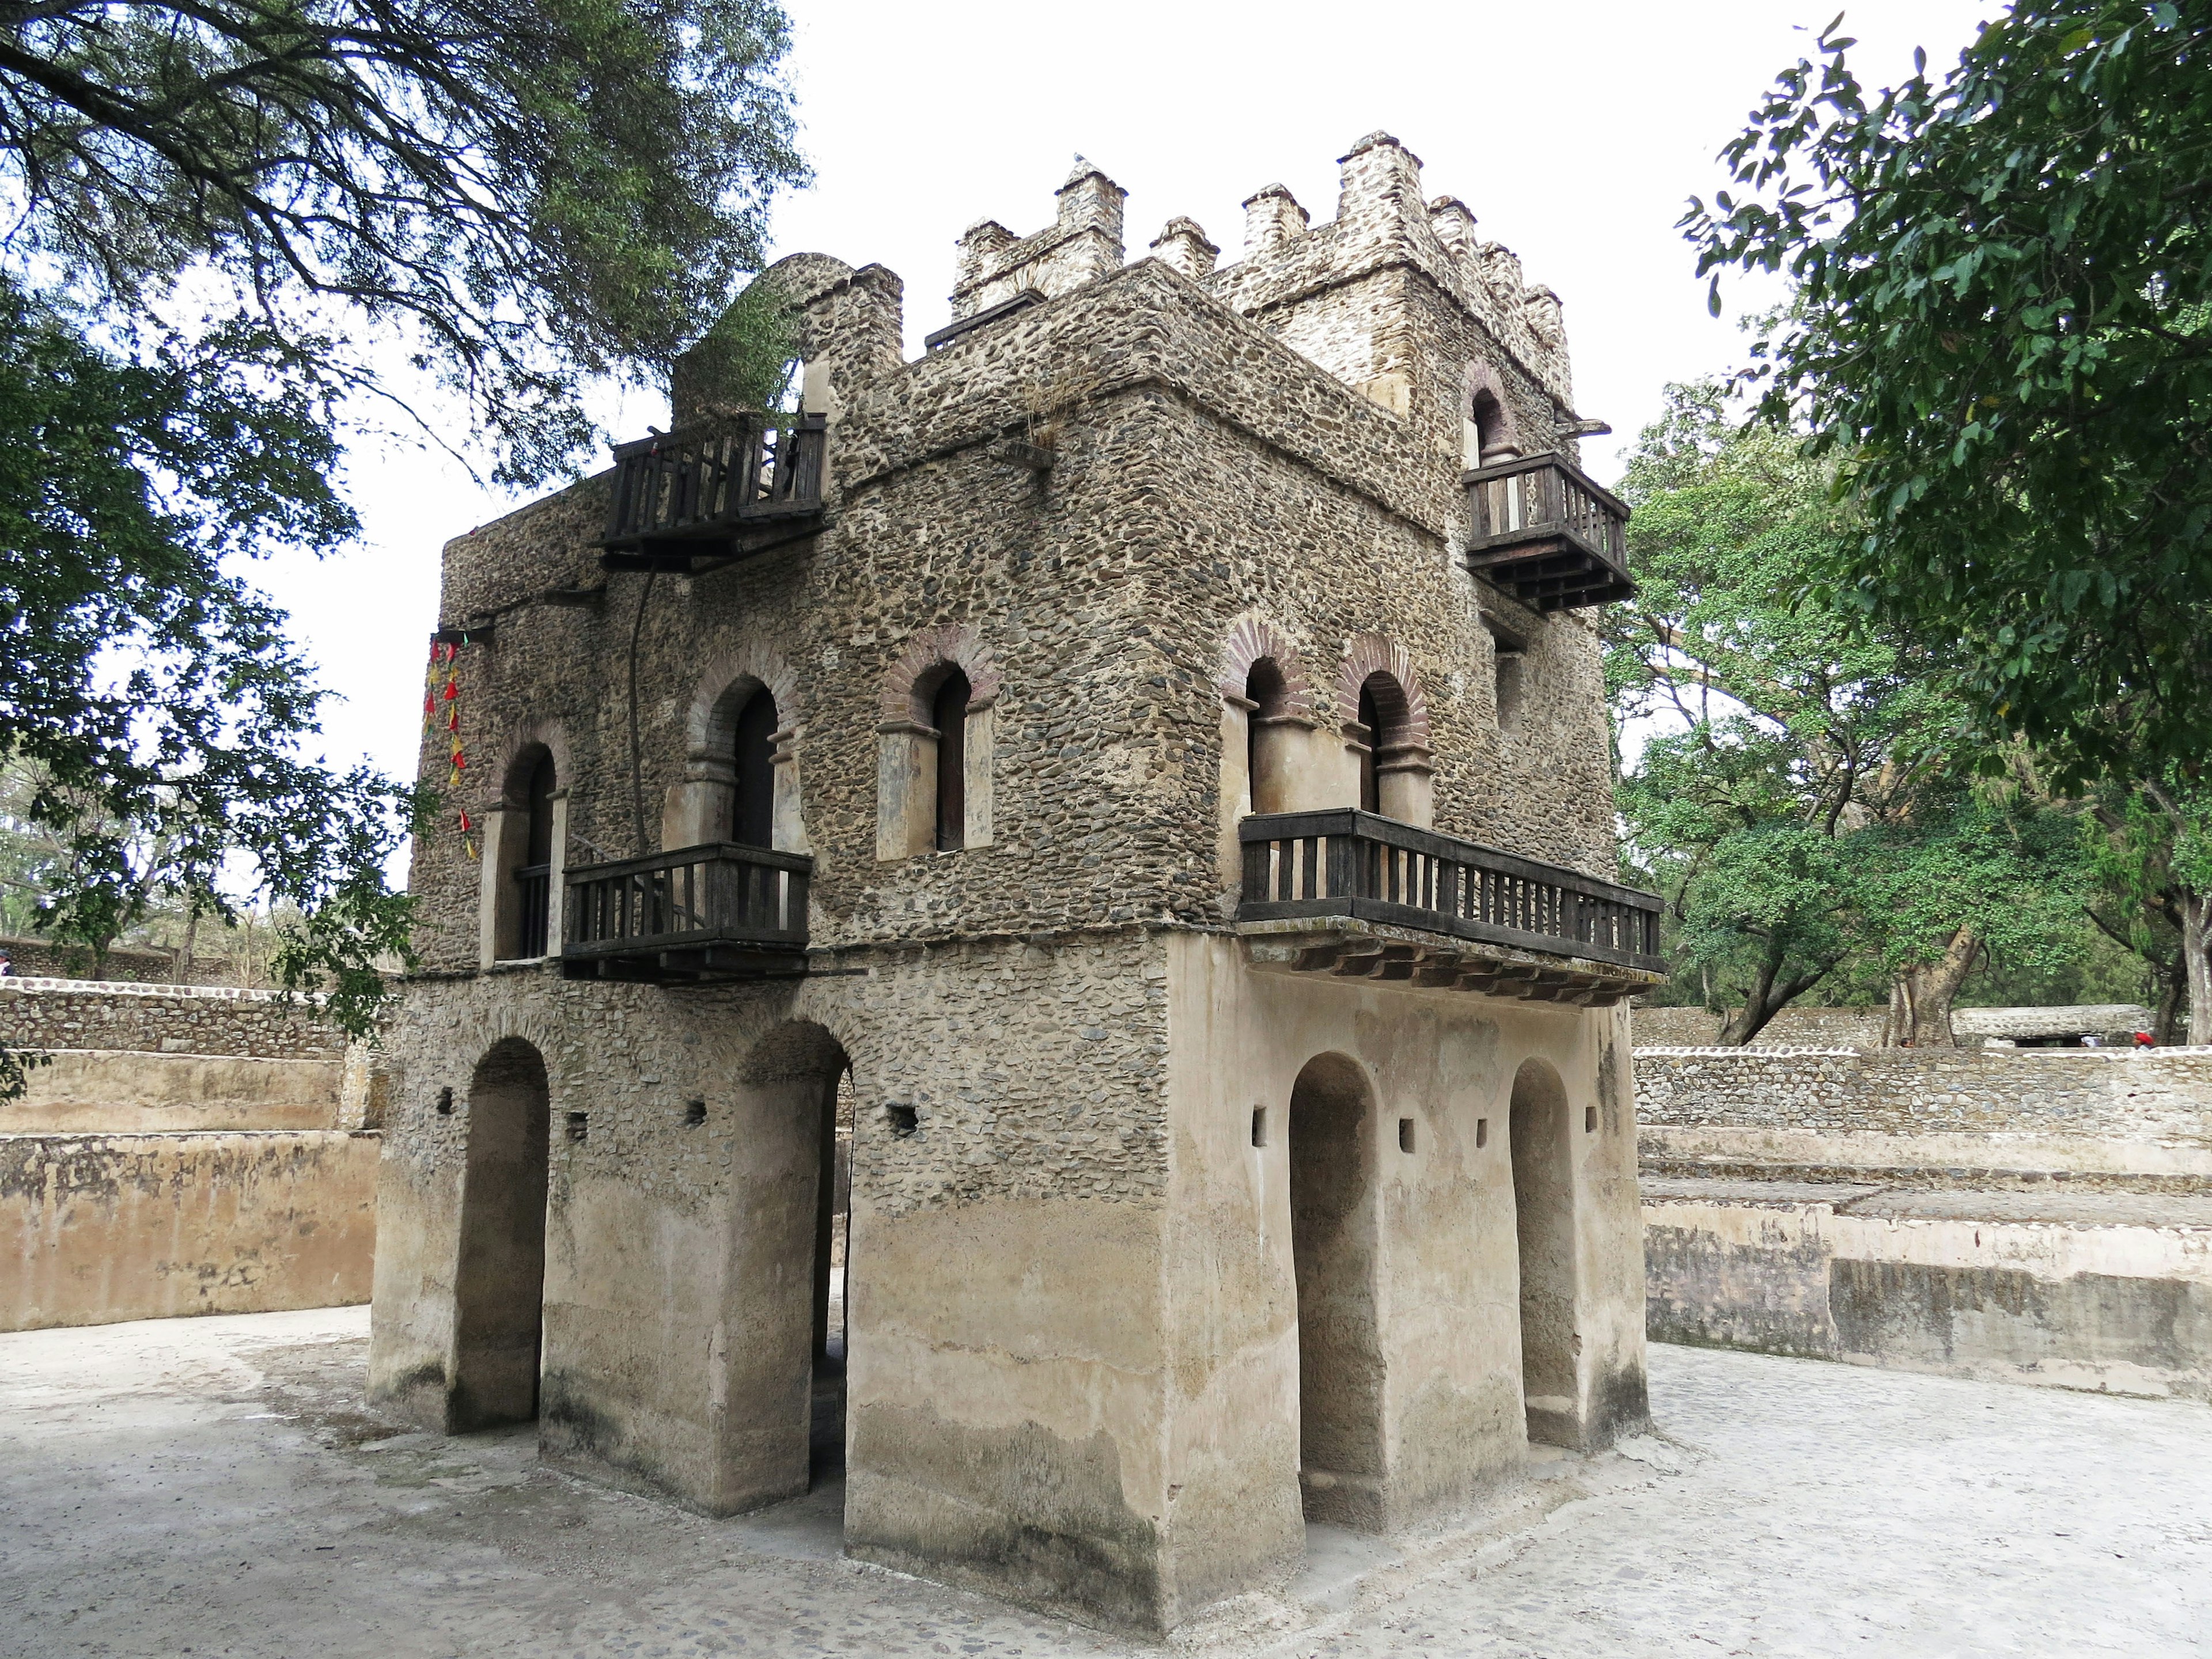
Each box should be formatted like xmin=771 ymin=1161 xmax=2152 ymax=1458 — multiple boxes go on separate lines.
xmin=1 ymin=1308 xmax=2205 ymax=1658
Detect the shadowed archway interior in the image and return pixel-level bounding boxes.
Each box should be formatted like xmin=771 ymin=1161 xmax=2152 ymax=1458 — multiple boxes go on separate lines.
xmin=1509 ymin=1057 xmax=1578 ymax=1446
xmin=451 ymin=1037 xmax=551 ymax=1430
xmin=1288 ymin=1050 xmax=1384 ymax=1528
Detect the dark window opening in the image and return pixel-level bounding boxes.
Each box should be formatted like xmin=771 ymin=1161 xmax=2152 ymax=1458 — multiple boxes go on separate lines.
xmin=1399 ymin=1117 xmax=1416 ymax=1154
xmin=566 ymin=1111 xmax=588 ymax=1143
xmin=684 ymin=1098 xmax=707 ymax=1127
xmin=932 ymin=669 xmax=971 ymax=851
xmin=887 ymin=1102 xmax=919 ymax=1137
xmin=1245 ymin=658 xmax=1286 ymax=813
xmin=1471 ymin=388 xmax=1517 ymax=465
xmin=732 ymin=687 xmax=778 ymax=848
xmin=1251 ymin=1106 xmax=1268 ymax=1148
xmin=513 ymin=751 xmax=556 ymax=959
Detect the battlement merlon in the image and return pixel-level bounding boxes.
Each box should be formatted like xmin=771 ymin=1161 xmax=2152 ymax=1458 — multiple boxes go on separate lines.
xmin=1210 ymin=132 xmax=1578 ymax=417
xmin=949 ymin=154 xmax=1127 ymax=320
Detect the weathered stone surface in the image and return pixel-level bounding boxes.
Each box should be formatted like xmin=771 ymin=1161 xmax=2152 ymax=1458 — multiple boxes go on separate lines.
xmin=377 ymin=138 xmax=1645 ymax=1635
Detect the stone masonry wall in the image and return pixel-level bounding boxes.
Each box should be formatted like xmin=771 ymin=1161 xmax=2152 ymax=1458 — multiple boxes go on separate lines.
xmin=1635 ymin=1046 xmax=2212 ymax=1149
xmin=381 ymin=928 xmax=1171 ymax=1221
xmin=411 ymin=252 xmax=1619 ymax=976
xmin=0 ymin=980 xmax=349 ymax=1060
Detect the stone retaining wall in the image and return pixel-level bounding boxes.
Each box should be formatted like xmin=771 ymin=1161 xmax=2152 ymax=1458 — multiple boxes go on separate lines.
xmin=0 ymin=980 xmax=347 ymax=1060
xmin=1 ymin=1130 xmax=380 ymax=1330
xmin=1636 ymin=1045 xmax=2212 ymax=1399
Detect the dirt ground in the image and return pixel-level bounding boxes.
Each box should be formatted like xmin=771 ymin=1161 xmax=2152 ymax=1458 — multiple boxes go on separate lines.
xmin=1 ymin=1307 xmax=2206 ymax=1658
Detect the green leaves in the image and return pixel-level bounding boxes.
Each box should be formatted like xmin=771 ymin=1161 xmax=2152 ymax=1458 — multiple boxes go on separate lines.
xmin=1684 ymin=1 xmax=2212 ymax=782
xmin=0 ymin=1 xmax=807 ymax=484
xmin=0 ymin=276 xmax=419 ymax=1085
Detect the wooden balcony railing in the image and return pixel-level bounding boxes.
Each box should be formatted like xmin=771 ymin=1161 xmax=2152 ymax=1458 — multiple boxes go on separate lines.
xmin=563 ymin=842 xmax=810 ymax=983
xmin=1238 ymin=809 xmax=1662 ymax=974
xmin=1463 ymin=452 xmax=1634 ymax=612
xmin=597 ymin=411 xmax=827 ymax=573
xmin=512 ymin=863 xmax=551 ymax=960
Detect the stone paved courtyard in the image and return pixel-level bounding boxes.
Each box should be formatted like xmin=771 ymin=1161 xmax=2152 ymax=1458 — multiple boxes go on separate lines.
xmin=1 ymin=1307 xmax=2206 ymax=1658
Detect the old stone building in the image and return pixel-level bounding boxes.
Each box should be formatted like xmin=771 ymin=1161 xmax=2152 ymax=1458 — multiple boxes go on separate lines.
xmin=367 ymin=135 xmax=1664 ymax=1634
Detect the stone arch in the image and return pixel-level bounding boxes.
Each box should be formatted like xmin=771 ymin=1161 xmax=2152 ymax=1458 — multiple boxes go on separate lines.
xmin=1508 ymin=1056 xmax=1580 ymax=1448
xmin=687 ymin=640 xmax=804 ymax=754
xmin=450 ymin=1036 xmax=551 ymax=1430
xmin=877 ymin=625 xmax=999 ymax=858
xmin=492 ymin=718 xmax=573 ymax=808
xmin=487 ymin=722 xmax=569 ymax=962
xmin=1217 ymin=611 xmax=1319 ymax=721
xmin=879 ymin=623 xmax=1003 ymax=725
xmin=1462 ymin=359 xmax=1522 ymax=465
xmin=1340 ymin=634 xmax=1434 ymax=825
xmin=668 ymin=640 xmax=807 ymax=853
xmin=1336 ymin=633 xmax=1432 ymax=750
xmin=1286 ymin=1050 xmax=1385 ymax=1528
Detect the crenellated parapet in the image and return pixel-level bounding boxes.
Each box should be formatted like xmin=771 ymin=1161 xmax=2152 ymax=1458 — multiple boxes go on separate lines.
xmin=948 ymin=154 xmax=1127 ymax=320
xmin=1206 ymin=132 xmax=1580 ymax=424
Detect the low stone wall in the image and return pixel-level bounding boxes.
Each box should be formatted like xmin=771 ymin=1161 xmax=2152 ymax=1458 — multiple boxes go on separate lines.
xmin=1 ymin=1130 xmax=380 ymax=1330
xmin=1637 ymin=1045 xmax=2212 ymax=1400
xmin=0 ymin=979 xmax=347 ymax=1060
xmin=1644 ymin=1179 xmax=2212 ymax=1401
xmin=1637 ymin=1046 xmax=2212 ymax=1185
xmin=2 ymin=1051 xmax=347 ymax=1134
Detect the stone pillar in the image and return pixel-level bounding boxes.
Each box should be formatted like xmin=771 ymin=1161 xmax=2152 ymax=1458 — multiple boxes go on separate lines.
xmin=476 ymin=806 xmax=510 ymax=969
xmin=1335 ymin=131 xmax=1425 ymax=238
xmin=1149 ymin=217 xmax=1219 ymax=283
xmin=1241 ymin=184 xmax=1308 ymax=255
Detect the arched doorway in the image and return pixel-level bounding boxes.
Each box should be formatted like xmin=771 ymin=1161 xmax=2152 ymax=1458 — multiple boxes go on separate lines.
xmin=734 ymin=1020 xmax=854 ymax=1494
xmin=451 ymin=1037 xmax=551 ymax=1430
xmin=1288 ymin=1052 xmax=1384 ymax=1527
xmin=1509 ymin=1058 xmax=1578 ymax=1446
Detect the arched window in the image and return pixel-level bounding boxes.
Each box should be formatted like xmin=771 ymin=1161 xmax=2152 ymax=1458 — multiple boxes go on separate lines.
xmin=1339 ymin=636 xmax=1433 ymax=827
xmin=732 ymin=687 xmax=778 ymax=847
xmin=490 ymin=747 xmax=558 ymax=961
xmin=930 ymin=668 xmax=971 ymax=851
xmin=876 ymin=625 xmax=998 ymax=861
xmin=1462 ymin=364 xmax=1522 ymax=469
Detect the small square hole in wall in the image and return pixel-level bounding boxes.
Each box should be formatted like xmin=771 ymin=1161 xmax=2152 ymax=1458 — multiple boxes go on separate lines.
xmin=567 ymin=1111 xmax=589 ymax=1143
xmin=887 ymin=1103 xmax=919 ymax=1138
xmin=1251 ymin=1107 xmax=1268 ymax=1149
xmin=1585 ymin=1105 xmax=1599 ymax=1134
xmin=1399 ymin=1118 xmax=1416 ymax=1154
xmin=683 ymin=1099 xmax=706 ymax=1128
xmin=1476 ymin=1117 xmax=1490 ymax=1149
xmin=435 ymin=1086 xmax=453 ymax=1116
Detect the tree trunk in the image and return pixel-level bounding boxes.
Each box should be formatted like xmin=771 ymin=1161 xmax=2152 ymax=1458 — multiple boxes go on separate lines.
xmin=1716 ymin=941 xmax=1835 ymax=1045
xmin=2153 ymin=960 xmax=2186 ymax=1047
xmin=1882 ymin=922 xmax=1980 ymax=1048
xmin=2184 ymin=888 xmax=2211 ymax=1048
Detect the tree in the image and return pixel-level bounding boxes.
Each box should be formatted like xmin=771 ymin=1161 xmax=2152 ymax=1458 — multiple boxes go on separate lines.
xmin=1684 ymin=2 xmax=2212 ymax=786
xmin=0 ymin=0 xmax=806 ymax=482
xmin=1613 ymin=382 xmax=2084 ymax=1045
xmin=0 ymin=3 xmax=807 ymax=1096
xmin=0 ymin=281 xmax=418 ymax=1035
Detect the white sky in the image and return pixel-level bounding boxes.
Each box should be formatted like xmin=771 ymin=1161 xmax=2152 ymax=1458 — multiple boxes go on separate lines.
xmin=256 ymin=0 xmax=1994 ymax=808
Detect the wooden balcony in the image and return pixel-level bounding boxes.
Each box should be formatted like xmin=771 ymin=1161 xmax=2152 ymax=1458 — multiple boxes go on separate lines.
xmin=1463 ymin=452 xmax=1634 ymax=611
xmin=596 ymin=411 xmax=828 ymax=574
xmin=563 ymin=843 xmax=810 ymax=984
xmin=1237 ymin=810 xmax=1664 ymax=1003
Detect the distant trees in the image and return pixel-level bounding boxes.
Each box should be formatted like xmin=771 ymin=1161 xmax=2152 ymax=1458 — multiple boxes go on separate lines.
xmin=1611 ymin=384 xmax=2088 ymax=1045
xmin=1667 ymin=0 xmax=2212 ymax=1040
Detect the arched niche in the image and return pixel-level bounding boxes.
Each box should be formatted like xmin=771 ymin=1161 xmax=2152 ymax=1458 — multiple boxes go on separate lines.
xmin=876 ymin=624 xmax=999 ymax=859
